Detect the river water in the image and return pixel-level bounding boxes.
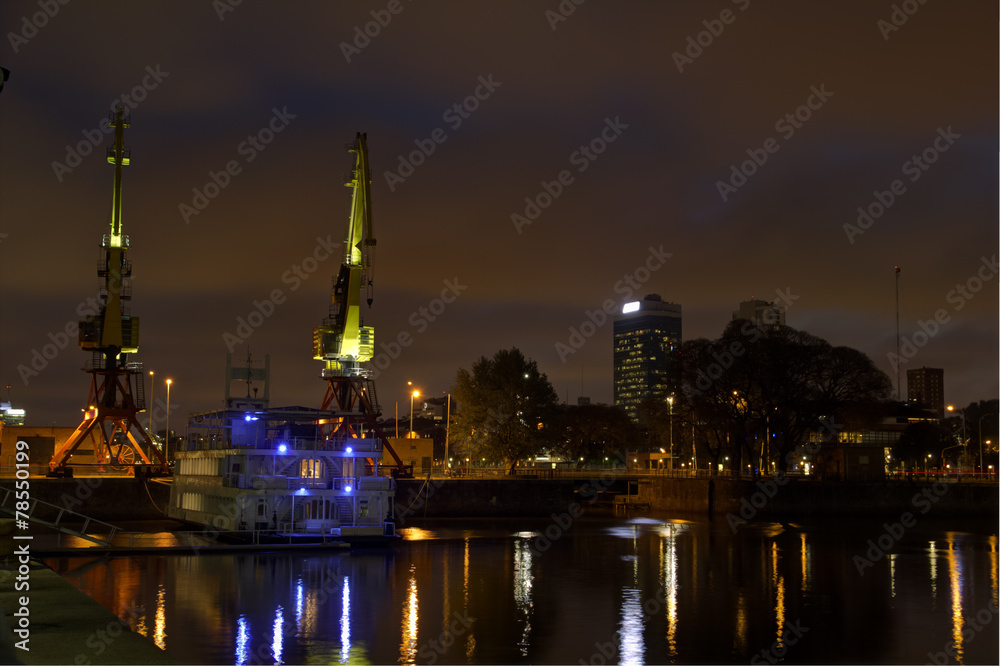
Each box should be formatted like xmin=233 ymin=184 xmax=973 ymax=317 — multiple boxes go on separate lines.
xmin=45 ymin=511 xmax=998 ymax=665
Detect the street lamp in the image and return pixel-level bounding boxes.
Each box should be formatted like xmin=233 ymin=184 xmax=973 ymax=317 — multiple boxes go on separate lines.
xmin=409 ymin=389 xmax=420 ymax=438
xmin=165 ymin=378 xmax=172 ymax=462
xmin=667 ymin=396 xmax=674 ymax=472
xmin=148 ymin=370 xmax=155 ymax=434
xmin=978 ymin=413 xmax=994 ymax=476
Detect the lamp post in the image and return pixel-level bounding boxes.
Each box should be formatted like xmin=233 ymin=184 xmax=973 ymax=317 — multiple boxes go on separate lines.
xmin=947 ymin=405 xmax=968 ymax=472
xmin=148 ymin=370 xmax=155 ymax=434
xmin=165 ymin=379 xmax=172 ymax=462
xmin=667 ymin=396 xmax=674 ymax=472
xmin=978 ymin=413 xmax=994 ymax=476
xmin=409 ymin=389 xmax=420 ymax=438
xmin=445 ymin=393 xmax=451 ymax=473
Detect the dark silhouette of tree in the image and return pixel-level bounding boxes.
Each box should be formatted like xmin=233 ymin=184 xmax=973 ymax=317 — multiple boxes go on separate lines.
xmin=451 ymin=348 xmax=559 ymax=473
xmin=681 ymin=321 xmax=893 ymax=475
xmin=555 ymin=403 xmax=637 ymax=465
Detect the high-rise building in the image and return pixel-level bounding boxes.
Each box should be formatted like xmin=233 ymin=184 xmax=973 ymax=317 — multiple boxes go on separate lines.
xmin=613 ymin=294 xmax=682 ymax=420
xmin=733 ymin=299 xmax=786 ymax=329
xmin=907 ymin=367 xmax=945 ymax=416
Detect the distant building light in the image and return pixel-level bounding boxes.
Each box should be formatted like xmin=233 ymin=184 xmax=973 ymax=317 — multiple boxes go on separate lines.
xmin=278 ymin=444 xmax=287 ymax=453
xmin=346 ymin=446 xmax=353 ymax=454
xmin=345 ymin=485 xmax=352 ymax=493
xmin=622 ymin=301 xmax=640 ymax=314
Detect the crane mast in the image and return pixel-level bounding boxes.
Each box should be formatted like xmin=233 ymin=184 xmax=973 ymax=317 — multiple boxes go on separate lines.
xmin=49 ymin=104 xmax=167 ymax=476
xmin=313 ymin=132 xmax=376 ymax=377
xmin=314 ymin=133 xmax=410 ymax=476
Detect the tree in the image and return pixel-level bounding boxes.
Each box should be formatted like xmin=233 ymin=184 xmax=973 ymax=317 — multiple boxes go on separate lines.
xmin=555 ymin=403 xmax=637 ymax=465
xmin=681 ymin=321 xmax=894 ymax=475
xmin=451 ymin=348 xmax=559 ymax=473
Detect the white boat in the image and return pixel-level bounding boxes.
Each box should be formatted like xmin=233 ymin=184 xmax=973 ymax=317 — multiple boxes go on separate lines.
xmin=167 ymin=405 xmax=397 ymax=545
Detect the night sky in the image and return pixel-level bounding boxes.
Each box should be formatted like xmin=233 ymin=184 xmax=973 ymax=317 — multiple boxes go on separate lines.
xmin=1 ymin=0 xmax=997 ymax=427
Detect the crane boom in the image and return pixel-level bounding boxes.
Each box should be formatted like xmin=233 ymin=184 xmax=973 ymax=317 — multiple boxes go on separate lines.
xmin=313 ymin=133 xmax=376 ymax=377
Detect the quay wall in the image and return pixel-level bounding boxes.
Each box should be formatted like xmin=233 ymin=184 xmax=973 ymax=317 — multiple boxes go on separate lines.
xmin=394 ymin=478 xmax=579 ymax=521
xmin=0 ymin=477 xmax=171 ymax=522
xmin=638 ymin=476 xmax=999 ymax=518
xmin=3 ymin=476 xmax=995 ymax=524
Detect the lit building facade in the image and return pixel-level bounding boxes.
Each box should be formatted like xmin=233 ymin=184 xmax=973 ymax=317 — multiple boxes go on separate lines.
xmin=613 ymin=294 xmax=682 ymax=421
xmin=907 ymin=367 xmax=945 ymax=417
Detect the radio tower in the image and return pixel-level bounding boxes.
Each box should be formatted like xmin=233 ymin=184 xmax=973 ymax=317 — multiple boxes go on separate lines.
xmin=48 ymin=105 xmax=168 ymax=477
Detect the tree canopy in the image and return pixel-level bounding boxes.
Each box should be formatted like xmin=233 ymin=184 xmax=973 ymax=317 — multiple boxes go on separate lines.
xmin=451 ymin=348 xmax=560 ymax=472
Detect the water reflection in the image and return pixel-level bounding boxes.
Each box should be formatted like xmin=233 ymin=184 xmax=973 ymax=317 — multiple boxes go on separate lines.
xmin=271 ymin=605 xmax=284 ymax=664
xmin=340 ymin=577 xmax=350 ymax=664
xmin=235 ymin=615 xmax=250 ymax=666
xmin=771 ymin=542 xmax=786 ymax=649
xmin=514 ymin=537 xmax=534 ymax=655
xmin=42 ymin=516 xmax=999 ymax=665
xmin=399 ymin=564 xmax=418 ymax=664
xmin=946 ymin=534 xmax=965 ymax=664
xmin=154 ymin=584 xmax=166 ymax=650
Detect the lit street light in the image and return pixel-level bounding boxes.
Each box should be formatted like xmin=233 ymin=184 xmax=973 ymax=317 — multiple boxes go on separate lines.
xmin=148 ymin=370 xmax=155 ymax=435
xmin=409 ymin=388 xmax=420 ymax=438
xmin=667 ymin=396 xmax=674 ymax=472
xmin=165 ymin=378 xmax=173 ymax=462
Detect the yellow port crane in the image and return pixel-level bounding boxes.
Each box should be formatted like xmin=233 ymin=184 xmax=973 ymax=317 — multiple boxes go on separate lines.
xmin=49 ymin=104 xmax=167 ymax=477
xmin=313 ymin=133 xmax=409 ymax=476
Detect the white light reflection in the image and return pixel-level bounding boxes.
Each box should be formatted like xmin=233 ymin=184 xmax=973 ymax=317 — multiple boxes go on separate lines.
xmin=154 ymin=585 xmax=166 ymax=650
xmin=235 ymin=615 xmax=250 ymax=666
xmin=340 ymin=576 xmax=350 ymax=663
xmin=619 ymin=587 xmax=645 ymax=666
xmin=929 ymin=540 xmax=938 ymax=602
xmin=514 ymin=538 xmax=534 ymax=656
xmin=272 ymin=605 xmax=284 ymax=664
xmin=295 ymin=578 xmax=304 ymax=630
xmin=889 ymin=553 xmax=897 ymax=599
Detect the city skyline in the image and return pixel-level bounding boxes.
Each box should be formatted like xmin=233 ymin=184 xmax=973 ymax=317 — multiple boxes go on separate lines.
xmin=1 ymin=1 xmax=996 ymax=426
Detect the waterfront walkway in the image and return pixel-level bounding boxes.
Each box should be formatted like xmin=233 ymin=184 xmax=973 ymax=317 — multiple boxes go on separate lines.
xmin=0 ymin=559 xmax=177 ymax=665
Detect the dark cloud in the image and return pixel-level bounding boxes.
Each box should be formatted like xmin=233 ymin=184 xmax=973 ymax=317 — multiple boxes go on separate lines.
xmin=1 ymin=0 xmax=996 ymax=425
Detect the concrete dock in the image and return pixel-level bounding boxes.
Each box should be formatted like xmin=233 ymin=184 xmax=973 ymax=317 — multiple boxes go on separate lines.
xmin=1 ymin=557 xmax=177 ymax=665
